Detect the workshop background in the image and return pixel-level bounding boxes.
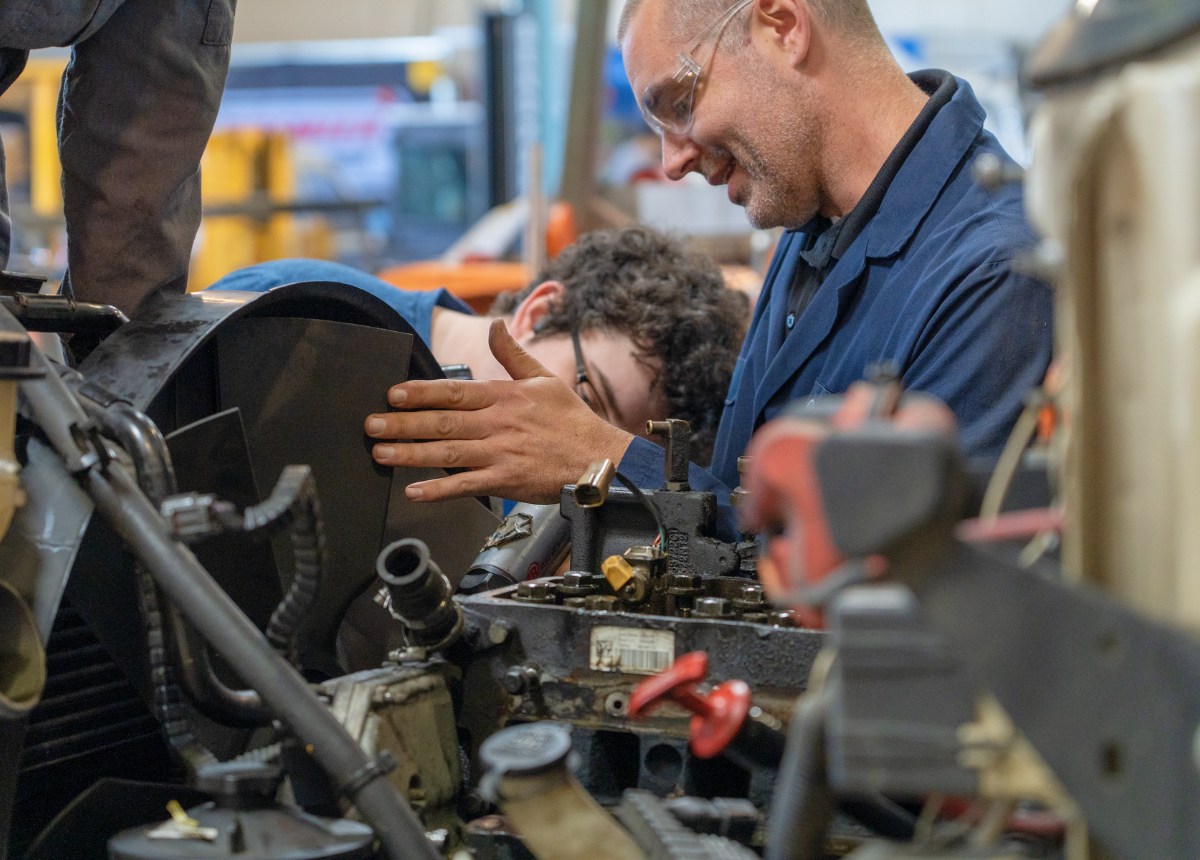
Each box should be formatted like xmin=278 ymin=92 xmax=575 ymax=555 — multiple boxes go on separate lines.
xmin=0 ymin=0 xmax=1068 ymax=310
xmin=12 ymin=2 xmax=1200 ymax=860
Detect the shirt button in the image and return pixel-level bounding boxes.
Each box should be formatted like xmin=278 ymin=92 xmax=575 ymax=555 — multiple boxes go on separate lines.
xmin=786 ymin=313 xmax=796 ymax=329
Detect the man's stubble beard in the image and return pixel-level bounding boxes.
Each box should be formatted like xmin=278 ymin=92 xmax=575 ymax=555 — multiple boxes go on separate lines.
xmin=731 ymin=75 xmax=825 ymax=230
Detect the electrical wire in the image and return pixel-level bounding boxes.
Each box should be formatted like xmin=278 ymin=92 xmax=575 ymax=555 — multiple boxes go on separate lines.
xmin=980 ymin=392 xmax=1044 ymax=521
xmin=615 ymin=470 xmax=668 ymax=549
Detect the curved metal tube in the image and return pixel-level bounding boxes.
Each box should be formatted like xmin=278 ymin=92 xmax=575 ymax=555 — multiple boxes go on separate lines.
xmin=76 ymin=387 xmax=272 ymax=728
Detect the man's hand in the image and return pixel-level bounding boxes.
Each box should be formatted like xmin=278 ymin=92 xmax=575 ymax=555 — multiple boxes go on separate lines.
xmin=365 ymin=320 xmax=636 ymax=503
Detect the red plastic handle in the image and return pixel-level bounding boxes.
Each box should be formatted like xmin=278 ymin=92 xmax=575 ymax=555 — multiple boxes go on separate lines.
xmin=628 ymin=652 xmax=751 ymax=760
xmin=628 ymin=651 xmax=710 ymax=719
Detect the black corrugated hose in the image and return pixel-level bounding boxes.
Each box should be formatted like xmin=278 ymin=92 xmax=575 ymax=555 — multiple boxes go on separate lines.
xmin=248 ymin=465 xmax=325 ymax=664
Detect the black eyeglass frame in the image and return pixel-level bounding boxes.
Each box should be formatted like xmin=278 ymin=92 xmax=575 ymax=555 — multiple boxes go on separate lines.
xmin=571 ymin=327 xmax=612 ymax=423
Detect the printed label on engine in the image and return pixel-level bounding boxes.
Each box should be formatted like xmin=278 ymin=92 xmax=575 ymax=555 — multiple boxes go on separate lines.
xmin=589 ymin=626 xmax=675 ymax=675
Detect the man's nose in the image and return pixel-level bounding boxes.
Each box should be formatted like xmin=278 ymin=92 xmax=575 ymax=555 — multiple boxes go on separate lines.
xmin=661 ymin=131 xmax=700 ymax=181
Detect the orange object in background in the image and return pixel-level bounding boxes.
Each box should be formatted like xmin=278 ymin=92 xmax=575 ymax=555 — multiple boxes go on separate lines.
xmin=545 ymin=201 xmax=578 ymax=260
xmin=374 ymin=261 xmax=532 ymax=314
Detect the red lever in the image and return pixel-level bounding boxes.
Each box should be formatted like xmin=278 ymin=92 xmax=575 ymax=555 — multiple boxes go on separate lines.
xmin=628 ymin=651 xmax=752 ymax=759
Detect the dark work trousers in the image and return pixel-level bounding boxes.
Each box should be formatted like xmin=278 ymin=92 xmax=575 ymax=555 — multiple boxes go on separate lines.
xmin=0 ymin=0 xmax=236 ymax=316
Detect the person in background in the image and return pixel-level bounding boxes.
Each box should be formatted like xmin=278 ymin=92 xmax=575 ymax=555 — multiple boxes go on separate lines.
xmin=359 ymin=0 xmax=1052 ymax=534
xmin=0 ymin=0 xmax=237 ymax=317
xmin=208 ymin=224 xmax=749 ymax=465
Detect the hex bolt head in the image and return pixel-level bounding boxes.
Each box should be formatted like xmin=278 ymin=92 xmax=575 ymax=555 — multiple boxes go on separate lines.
xmin=767 ymin=610 xmax=797 ymax=628
xmin=666 ymin=573 xmax=703 ymax=595
xmin=513 ymin=580 xmax=557 ymax=604
xmin=502 ymin=664 xmax=540 ymax=695
xmin=693 ymin=597 xmax=733 ymax=619
xmin=559 ymin=570 xmax=598 ymax=597
xmin=585 ymin=595 xmax=618 ymax=612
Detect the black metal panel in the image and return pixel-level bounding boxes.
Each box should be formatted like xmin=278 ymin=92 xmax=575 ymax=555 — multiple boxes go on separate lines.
xmin=910 ymin=542 xmax=1200 ymax=860
xmin=1026 ymin=0 xmax=1200 ymax=88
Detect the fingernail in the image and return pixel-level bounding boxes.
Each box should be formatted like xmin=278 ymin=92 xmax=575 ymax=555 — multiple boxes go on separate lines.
xmin=406 ymin=485 xmax=424 ymax=500
xmin=375 ymin=445 xmax=394 ymax=460
xmin=389 ymin=389 xmax=407 ymax=406
xmin=366 ymin=417 xmax=385 ymax=434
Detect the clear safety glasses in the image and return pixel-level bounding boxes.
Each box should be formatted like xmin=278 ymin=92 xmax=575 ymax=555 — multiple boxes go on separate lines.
xmin=636 ymin=0 xmax=753 ymax=136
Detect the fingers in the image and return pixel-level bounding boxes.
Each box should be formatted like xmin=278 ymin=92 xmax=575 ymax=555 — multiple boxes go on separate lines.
xmin=489 ymin=318 xmax=555 ymax=381
xmin=370 ymin=438 xmax=490 ymax=471
xmin=364 ymin=408 xmax=487 ymax=443
xmin=403 ymin=470 xmax=502 ymax=503
xmin=384 ymin=377 xmax=495 ymax=411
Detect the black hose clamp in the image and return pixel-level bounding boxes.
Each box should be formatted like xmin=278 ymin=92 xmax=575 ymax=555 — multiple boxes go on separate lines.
xmin=338 ymin=749 xmax=398 ymax=801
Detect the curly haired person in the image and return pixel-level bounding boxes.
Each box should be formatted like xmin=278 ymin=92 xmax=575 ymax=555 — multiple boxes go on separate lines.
xmin=208 ymin=225 xmax=748 ymax=465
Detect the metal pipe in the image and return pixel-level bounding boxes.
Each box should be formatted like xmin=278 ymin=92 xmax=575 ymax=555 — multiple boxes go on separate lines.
xmin=77 ymin=388 xmax=272 ymax=728
xmin=81 ymin=462 xmax=438 ymax=860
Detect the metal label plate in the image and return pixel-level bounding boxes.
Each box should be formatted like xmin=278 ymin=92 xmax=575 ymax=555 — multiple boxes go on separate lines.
xmin=589 ymin=626 xmax=675 ymax=675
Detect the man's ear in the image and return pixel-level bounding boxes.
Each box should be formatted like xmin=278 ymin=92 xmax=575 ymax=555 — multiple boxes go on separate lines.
xmin=751 ymin=0 xmax=812 ymax=68
xmin=508 ymin=280 xmax=567 ymax=340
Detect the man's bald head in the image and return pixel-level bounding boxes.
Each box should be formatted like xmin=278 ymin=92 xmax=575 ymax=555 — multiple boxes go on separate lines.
xmin=618 ymin=0 xmax=884 ymax=47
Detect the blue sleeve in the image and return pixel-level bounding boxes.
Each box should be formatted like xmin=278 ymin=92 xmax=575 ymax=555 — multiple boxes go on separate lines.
xmin=904 ymin=261 xmax=1053 ymax=460
xmin=618 ymin=437 xmax=740 ymax=541
xmin=205 ymin=258 xmax=473 ymax=346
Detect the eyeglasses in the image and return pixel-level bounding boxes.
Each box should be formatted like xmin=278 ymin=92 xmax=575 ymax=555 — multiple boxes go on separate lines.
xmin=636 ymin=0 xmax=753 ymax=136
xmin=571 ymin=328 xmax=613 ymax=423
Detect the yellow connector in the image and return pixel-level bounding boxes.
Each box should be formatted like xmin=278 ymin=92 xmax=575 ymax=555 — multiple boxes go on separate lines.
xmin=601 ymin=555 xmax=634 ymax=593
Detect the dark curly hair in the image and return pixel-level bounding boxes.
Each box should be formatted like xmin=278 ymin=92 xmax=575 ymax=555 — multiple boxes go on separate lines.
xmin=490 ymin=225 xmax=748 ymax=465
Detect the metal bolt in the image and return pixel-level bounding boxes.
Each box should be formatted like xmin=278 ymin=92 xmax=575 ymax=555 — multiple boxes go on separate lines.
xmin=513 ymin=580 xmax=557 ymax=604
xmin=487 ymin=620 xmax=512 ymax=645
xmin=767 ymin=610 xmax=797 ymax=628
xmin=733 ymin=583 xmax=766 ymax=614
xmin=563 ymin=596 xmax=588 ymax=610
xmin=693 ymin=597 xmax=733 ymax=619
xmin=741 ymin=612 xmax=769 ymax=625
xmin=558 ymin=570 xmax=598 ymax=597
xmin=666 ymin=573 xmax=703 ymax=595
xmin=585 ymin=595 xmax=618 ymax=612
xmin=502 ymin=664 xmax=540 ymax=696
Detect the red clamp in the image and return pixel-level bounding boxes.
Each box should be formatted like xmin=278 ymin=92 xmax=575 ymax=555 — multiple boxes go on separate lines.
xmin=627 ymin=652 xmax=751 ymax=759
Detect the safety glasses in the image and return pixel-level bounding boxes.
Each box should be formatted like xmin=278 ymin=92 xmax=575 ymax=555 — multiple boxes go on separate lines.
xmin=636 ymin=0 xmax=753 ymax=136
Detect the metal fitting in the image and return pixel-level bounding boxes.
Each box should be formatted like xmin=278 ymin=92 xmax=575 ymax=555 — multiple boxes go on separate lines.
xmin=732 ymin=583 xmax=766 ymax=614
xmin=558 ymin=570 xmax=599 ymax=598
xmin=513 ymin=580 xmax=558 ymax=605
xmin=693 ymin=597 xmax=734 ymax=619
xmin=574 ymin=459 xmax=616 ymax=508
xmin=502 ymin=665 xmax=541 ymax=696
xmin=584 ymin=595 xmax=619 ymax=613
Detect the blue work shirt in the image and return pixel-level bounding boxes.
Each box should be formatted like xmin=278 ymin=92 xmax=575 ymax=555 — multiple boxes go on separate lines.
xmin=205 ymin=258 xmax=473 ymax=346
xmin=619 ymin=73 xmax=1053 ymax=537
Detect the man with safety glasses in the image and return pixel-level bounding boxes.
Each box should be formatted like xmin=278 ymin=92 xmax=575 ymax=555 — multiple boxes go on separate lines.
xmin=364 ymin=0 xmax=1051 ymax=535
